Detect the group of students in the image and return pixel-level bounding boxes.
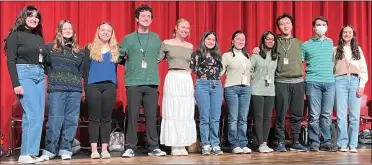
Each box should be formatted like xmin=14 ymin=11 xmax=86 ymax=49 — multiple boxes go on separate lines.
xmin=4 ymin=4 xmax=368 ymax=164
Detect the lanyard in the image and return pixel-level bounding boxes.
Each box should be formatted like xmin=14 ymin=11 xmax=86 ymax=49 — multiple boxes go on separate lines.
xmin=136 ymin=31 xmax=150 ymax=59
xmin=279 ymin=38 xmax=292 ymax=58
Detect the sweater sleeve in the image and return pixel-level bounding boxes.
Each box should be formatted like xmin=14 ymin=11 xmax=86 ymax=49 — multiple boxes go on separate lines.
xmin=220 ymin=53 xmax=228 ymax=77
xmin=358 ymin=47 xmax=368 ymax=88
xmin=5 ymin=32 xmax=21 ymax=88
xmin=157 ymin=42 xmax=167 ymax=63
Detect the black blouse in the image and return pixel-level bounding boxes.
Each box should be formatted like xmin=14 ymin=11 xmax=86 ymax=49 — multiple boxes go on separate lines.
xmin=190 ymin=52 xmax=221 ymax=80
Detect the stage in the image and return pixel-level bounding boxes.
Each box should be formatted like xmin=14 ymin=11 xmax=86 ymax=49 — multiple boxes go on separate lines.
xmin=1 ymin=147 xmax=371 ymax=164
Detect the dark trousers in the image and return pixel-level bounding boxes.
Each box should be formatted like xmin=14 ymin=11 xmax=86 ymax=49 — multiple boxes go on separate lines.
xmin=275 ymin=82 xmax=304 ymax=143
xmin=126 ymin=85 xmax=159 ymax=150
xmin=86 ymin=82 xmax=116 ymax=143
xmin=252 ymin=95 xmax=274 ymax=145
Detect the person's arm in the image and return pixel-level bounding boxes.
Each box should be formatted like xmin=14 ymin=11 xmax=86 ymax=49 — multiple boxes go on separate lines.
xmin=5 ymin=32 xmax=21 ymax=88
xmin=358 ymin=46 xmax=368 ymax=89
xmin=157 ymin=42 xmax=167 ymax=63
xmin=250 ymin=54 xmax=257 ymax=78
xmin=118 ymin=36 xmax=128 ymax=65
xmin=190 ymin=52 xmax=198 ymax=72
xmin=220 ymin=53 xmax=228 ymax=77
xmin=301 ymin=43 xmax=306 ymax=62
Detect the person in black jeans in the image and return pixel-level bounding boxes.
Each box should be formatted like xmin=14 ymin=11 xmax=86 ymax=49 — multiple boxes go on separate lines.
xmin=83 ymin=22 xmax=121 ymax=159
xmin=120 ymin=4 xmax=166 ymax=158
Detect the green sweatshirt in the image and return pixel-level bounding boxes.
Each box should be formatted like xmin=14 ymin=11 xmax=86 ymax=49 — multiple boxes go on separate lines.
xmin=119 ymin=31 xmax=161 ymax=86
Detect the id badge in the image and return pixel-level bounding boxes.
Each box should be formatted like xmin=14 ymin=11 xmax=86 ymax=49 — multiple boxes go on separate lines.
xmin=242 ymin=75 xmax=248 ymax=84
xmin=265 ymin=75 xmax=272 ymax=84
xmin=283 ymin=58 xmax=289 ymax=65
xmin=141 ymin=60 xmax=147 ymax=68
xmin=39 ymin=54 xmax=43 ymax=63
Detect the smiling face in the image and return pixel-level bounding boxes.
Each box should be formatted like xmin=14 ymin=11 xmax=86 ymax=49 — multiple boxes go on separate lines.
xmin=342 ymin=26 xmax=354 ymax=43
xmin=25 ymin=10 xmax=39 ymax=29
xmin=136 ymin=10 xmax=152 ymax=27
xmin=278 ymin=17 xmax=293 ymax=36
xmin=175 ymin=21 xmax=190 ymax=39
xmin=61 ymin=22 xmax=73 ymax=39
xmin=264 ymin=33 xmax=275 ymax=49
xmin=204 ymin=34 xmax=216 ymax=49
xmin=232 ymin=33 xmax=245 ymax=50
xmin=98 ymin=23 xmax=113 ymax=43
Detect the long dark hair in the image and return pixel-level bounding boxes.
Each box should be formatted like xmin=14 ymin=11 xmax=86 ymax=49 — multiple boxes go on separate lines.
xmin=259 ymin=31 xmax=278 ymax=60
xmin=228 ymin=30 xmax=249 ymax=59
xmin=194 ymin=31 xmax=222 ymax=68
xmin=335 ymin=25 xmax=360 ymax=60
xmin=3 ymin=5 xmax=43 ymax=53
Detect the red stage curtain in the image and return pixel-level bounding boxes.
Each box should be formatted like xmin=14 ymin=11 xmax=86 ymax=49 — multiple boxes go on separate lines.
xmin=1 ymin=1 xmax=371 ymax=149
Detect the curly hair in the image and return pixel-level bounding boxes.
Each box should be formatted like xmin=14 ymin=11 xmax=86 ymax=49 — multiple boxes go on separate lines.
xmin=135 ymin=4 xmax=153 ymax=19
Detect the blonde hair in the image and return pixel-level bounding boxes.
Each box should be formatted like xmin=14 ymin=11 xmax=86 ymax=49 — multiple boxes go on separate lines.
xmin=172 ymin=18 xmax=190 ymax=38
xmin=52 ymin=20 xmax=81 ymax=53
xmin=88 ymin=22 xmax=119 ymax=63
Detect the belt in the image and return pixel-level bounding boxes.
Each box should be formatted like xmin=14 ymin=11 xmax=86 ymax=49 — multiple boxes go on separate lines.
xmin=340 ymin=73 xmax=358 ymax=77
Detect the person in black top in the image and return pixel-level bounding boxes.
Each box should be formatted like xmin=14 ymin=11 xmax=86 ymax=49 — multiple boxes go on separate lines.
xmin=190 ymin=31 xmax=224 ymax=155
xmin=4 ymin=5 xmax=46 ymax=164
xmin=38 ymin=20 xmax=84 ymax=161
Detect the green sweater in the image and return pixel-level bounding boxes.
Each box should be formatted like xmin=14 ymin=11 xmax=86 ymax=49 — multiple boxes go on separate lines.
xmin=119 ymin=32 xmax=161 ymax=86
xmin=251 ymin=52 xmax=277 ymax=96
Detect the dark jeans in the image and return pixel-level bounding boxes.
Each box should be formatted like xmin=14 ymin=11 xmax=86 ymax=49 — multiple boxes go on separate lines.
xmin=126 ymin=85 xmax=159 ymax=150
xmin=86 ymin=82 xmax=116 ymax=143
xmin=252 ymin=95 xmax=274 ymax=145
xmin=44 ymin=92 xmax=81 ymax=157
xmin=275 ymin=82 xmax=305 ymax=144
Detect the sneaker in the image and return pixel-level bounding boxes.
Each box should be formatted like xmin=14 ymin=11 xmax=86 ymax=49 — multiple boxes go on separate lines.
xmin=148 ymin=149 xmax=166 ymax=156
xmin=291 ymin=143 xmax=308 ymax=152
xmin=258 ymin=144 xmax=271 ymax=153
xmin=277 ymin=142 xmax=287 ymax=152
xmin=171 ymin=147 xmax=182 ymax=156
xmin=18 ymin=155 xmax=36 ymax=164
xmin=61 ymin=154 xmax=72 ymax=160
xmin=101 ymin=151 xmax=111 ymax=159
xmin=122 ymin=149 xmax=135 ymax=158
xmin=349 ymin=148 xmax=358 ymax=153
xmin=180 ymin=147 xmax=188 ymax=156
xmin=242 ymin=147 xmax=252 ymax=154
xmin=36 ymin=155 xmax=50 ymax=162
xmin=212 ymin=146 xmax=223 ymax=155
xmin=309 ymin=145 xmax=319 ymax=152
xmin=201 ymin=145 xmax=211 ymax=155
xmin=232 ymin=147 xmax=243 ymax=154
xmin=90 ymin=152 xmax=100 ymax=159
xmin=320 ymin=144 xmax=337 ymax=152
xmin=339 ymin=147 xmax=348 ymax=152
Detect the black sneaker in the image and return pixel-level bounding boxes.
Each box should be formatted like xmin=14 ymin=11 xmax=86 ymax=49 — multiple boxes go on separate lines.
xmin=320 ymin=144 xmax=337 ymax=152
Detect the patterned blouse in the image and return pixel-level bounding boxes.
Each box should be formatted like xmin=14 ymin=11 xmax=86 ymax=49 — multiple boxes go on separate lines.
xmin=190 ymin=52 xmax=221 ymax=80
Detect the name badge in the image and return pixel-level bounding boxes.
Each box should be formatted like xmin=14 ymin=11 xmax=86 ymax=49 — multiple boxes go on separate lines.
xmin=39 ymin=49 xmax=43 ymax=63
xmin=141 ymin=60 xmax=147 ymax=69
xmin=242 ymin=75 xmax=248 ymax=84
xmin=265 ymin=75 xmax=272 ymax=84
xmin=283 ymin=58 xmax=289 ymax=65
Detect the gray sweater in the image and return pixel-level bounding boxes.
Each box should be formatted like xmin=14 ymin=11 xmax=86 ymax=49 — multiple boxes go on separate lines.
xmin=251 ymin=51 xmax=277 ymax=96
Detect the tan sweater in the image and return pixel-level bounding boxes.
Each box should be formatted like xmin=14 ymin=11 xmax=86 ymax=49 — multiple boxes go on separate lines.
xmin=333 ymin=46 xmax=368 ymax=88
xmin=220 ymin=49 xmax=252 ymax=87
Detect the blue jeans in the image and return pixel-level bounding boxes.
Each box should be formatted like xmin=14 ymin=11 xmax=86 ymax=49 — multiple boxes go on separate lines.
xmin=43 ymin=92 xmax=81 ymax=157
xmin=16 ymin=64 xmax=46 ymax=156
xmin=195 ymin=79 xmax=223 ymax=148
xmin=335 ymin=75 xmax=361 ymax=149
xmin=225 ymin=85 xmax=251 ymax=148
xmin=306 ymin=81 xmax=335 ymax=147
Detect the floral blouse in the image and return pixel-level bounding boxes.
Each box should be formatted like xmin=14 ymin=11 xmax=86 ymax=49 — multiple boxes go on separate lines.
xmin=190 ymin=52 xmax=221 ymax=80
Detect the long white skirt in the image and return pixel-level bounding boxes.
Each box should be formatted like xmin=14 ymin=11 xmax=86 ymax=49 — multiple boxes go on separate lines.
xmin=160 ymin=70 xmax=197 ymax=146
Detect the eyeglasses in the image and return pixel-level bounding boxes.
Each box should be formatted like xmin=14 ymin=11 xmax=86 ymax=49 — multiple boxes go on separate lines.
xmin=265 ymin=38 xmax=275 ymax=42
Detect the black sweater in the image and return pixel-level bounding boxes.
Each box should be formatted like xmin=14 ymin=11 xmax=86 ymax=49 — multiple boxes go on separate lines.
xmin=5 ymin=29 xmax=46 ymax=88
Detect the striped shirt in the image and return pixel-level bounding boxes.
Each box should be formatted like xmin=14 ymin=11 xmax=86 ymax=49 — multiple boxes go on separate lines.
xmin=301 ymin=37 xmax=335 ymax=83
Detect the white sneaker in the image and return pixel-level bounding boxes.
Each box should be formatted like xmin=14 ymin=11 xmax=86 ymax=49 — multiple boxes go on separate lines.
xmin=242 ymin=147 xmax=252 ymax=154
xmin=180 ymin=147 xmax=188 ymax=156
xmin=61 ymin=154 xmax=72 ymax=160
xmin=339 ymin=148 xmax=348 ymax=152
xmin=232 ymin=147 xmax=243 ymax=154
xmin=349 ymin=148 xmax=358 ymax=153
xmin=18 ymin=155 xmax=36 ymax=164
xmin=171 ymin=147 xmax=182 ymax=156
xmin=122 ymin=149 xmax=135 ymax=158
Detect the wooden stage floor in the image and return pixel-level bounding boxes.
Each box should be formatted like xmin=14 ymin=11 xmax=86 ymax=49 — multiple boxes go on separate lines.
xmin=1 ymin=148 xmax=371 ymax=164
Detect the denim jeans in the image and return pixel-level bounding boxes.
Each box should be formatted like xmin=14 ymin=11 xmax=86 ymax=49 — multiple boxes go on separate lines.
xmin=195 ymin=79 xmax=223 ymax=148
xmin=16 ymin=64 xmax=46 ymax=156
xmin=335 ymin=75 xmax=361 ymax=149
xmin=43 ymin=92 xmax=81 ymax=157
xmin=306 ymin=81 xmax=335 ymax=147
xmin=224 ymin=85 xmax=251 ymax=148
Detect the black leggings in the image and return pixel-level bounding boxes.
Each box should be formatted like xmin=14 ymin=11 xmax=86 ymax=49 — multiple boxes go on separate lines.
xmin=86 ymin=82 xmax=116 ymax=143
xmin=252 ymin=95 xmax=274 ymax=145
